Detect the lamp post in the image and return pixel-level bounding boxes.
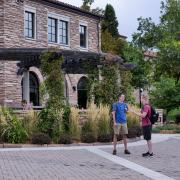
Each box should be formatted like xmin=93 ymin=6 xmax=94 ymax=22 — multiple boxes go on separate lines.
xmin=139 ymin=88 xmax=143 ymax=108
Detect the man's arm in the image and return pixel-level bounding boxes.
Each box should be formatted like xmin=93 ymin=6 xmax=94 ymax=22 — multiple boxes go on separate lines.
xmin=132 ymin=111 xmax=147 ymax=118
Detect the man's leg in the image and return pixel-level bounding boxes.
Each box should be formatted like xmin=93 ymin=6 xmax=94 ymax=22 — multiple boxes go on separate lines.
xmin=113 ymin=124 xmax=120 ymax=155
xmin=113 ymin=134 xmax=117 ymax=151
xmin=123 ymin=134 xmax=128 ymax=150
xmin=147 ymin=140 xmax=153 ymax=154
xmin=122 ymin=124 xmax=130 ymax=154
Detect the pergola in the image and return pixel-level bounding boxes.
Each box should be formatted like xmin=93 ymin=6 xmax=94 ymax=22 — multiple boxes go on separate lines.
xmin=0 ymin=48 xmax=134 ymax=74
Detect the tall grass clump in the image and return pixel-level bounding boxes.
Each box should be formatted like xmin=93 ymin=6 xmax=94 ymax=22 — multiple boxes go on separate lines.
xmin=97 ymin=104 xmax=112 ymax=142
xmin=69 ymin=107 xmax=81 ymax=141
xmin=81 ymin=102 xmax=99 ymax=142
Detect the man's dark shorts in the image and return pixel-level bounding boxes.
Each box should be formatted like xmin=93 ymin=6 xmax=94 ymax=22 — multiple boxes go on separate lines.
xmin=142 ymin=125 xmax=152 ymax=141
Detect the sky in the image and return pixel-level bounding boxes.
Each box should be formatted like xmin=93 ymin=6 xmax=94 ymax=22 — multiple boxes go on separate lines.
xmin=60 ymin=0 xmax=163 ymax=41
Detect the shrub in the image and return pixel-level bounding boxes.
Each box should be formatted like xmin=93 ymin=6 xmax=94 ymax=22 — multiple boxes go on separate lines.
xmin=97 ymin=133 xmax=112 ymax=142
xmin=81 ymin=120 xmax=97 ymax=143
xmin=31 ymin=133 xmax=51 ymax=145
xmin=175 ymin=127 xmax=180 ymax=133
xmin=175 ymin=114 xmax=180 ymax=124
xmin=22 ymin=110 xmax=39 ymax=138
xmin=97 ymin=104 xmax=111 ymax=137
xmin=86 ymin=102 xmax=99 ymax=137
xmin=62 ymin=106 xmax=71 ymax=132
xmin=81 ymin=132 xmax=96 ymax=143
xmin=152 ymin=127 xmax=161 ymax=133
xmin=0 ymin=106 xmax=28 ymax=143
xmin=69 ymin=107 xmax=81 ymax=141
xmin=127 ymin=126 xmax=142 ymax=138
xmin=37 ymin=107 xmax=64 ymax=142
xmin=58 ymin=133 xmax=72 ymax=144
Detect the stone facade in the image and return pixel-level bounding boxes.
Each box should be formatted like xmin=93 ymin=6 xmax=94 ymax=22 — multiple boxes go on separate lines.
xmin=0 ymin=0 xmax=101 ymax=107
xmin=0 ymin=0 xmax=4 ymax=47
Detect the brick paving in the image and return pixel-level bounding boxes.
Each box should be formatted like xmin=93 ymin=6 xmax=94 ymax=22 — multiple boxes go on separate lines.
xmin=102 ymin=136 xmax=180 ymax=180
xmin=0 ymin=149 xmax=149 ymax=180
xmin=0 ymin=134 xmax=179 ymax=180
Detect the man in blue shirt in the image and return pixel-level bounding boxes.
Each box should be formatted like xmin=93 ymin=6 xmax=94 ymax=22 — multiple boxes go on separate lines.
xmin=112 ymin=94 xmax=130 ymax=155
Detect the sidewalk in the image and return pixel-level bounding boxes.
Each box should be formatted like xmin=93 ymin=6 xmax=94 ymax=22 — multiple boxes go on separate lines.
xmin=0 ymin=134 xmax=179 ymax=180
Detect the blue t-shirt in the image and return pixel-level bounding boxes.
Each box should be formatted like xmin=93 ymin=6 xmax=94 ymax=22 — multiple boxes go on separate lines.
xmin=112 ymin=102 xmax=128 ymax=124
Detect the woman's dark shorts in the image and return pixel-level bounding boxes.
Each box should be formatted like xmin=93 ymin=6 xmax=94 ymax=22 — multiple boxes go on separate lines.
xmin=142 ymin=125 xmax=152 ymax=141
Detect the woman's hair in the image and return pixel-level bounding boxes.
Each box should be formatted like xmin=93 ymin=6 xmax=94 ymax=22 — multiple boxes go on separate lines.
xmin=141 ymin=94 xmax=148 ymax=101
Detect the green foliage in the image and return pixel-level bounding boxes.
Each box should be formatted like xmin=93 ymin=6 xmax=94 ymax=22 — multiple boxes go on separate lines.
xmin=31 ymin=133 xmax=51 ymax=145
xmin=39 ymin=49 xmax=68 ymax=143
xmin=0 ymin=106 xmax=28 ymax=143
xmin=22 ymin=110 xmax=39 ymax=138
xmin=167 ymin=107 xmax=180 ymax=121
xmin=152 ymin=124 xmax=180 ymax=133
xmin=101 ymin=30 xmax=125 ymax=55
xmin=40 ymin=49 xmax=65 ymax=109
xmin=150 ymin=76 xmax=180 ymax=112
xmin=81 ymin=119 xmax=97 ymax=143
xmin=37 ymin=107 xmax=64 ymax=143
xmin=122 ymin=43 xmax=152 ymax=89
xmin=94 ymin=65 xmax=121 ymax=105
xmin=58 ymin=133 xmax=72 ymax=144
xmin=131 ymin=0 xmax=180 ymax=112
xmin=81 ymin=0 xmax=94 ymax=11
xmin=102 ymin=4 xmax=119 ymax=38
xmin=69 ymin=107 xmax=81 ymax=141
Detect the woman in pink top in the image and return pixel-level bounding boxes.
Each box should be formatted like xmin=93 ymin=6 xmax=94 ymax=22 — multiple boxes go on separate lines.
xmin=132 ymin=94 xmax=153 ymax=157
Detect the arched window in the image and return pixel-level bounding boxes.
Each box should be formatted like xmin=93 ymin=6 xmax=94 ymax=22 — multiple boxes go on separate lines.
xmin=21 ymin=71 xmax=40 ymax=106
xmin=77 ymin=77 xmax=88 ymax=109
xmin=29 ymin=72 xmax=39 ymax=106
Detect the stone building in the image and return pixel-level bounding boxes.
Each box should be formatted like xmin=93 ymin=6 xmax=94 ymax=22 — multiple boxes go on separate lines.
xmin=0 ymin=0 xmax=131 ymax=109
xmin=0 ymin=0 xmax=104 ymax=109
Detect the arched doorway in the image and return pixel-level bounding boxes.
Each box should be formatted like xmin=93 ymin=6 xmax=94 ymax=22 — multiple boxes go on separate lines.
xmin=29 ymin=72 xmax=39 ymax=106
xmin=77 ymin=77 xmax=88 ymax=109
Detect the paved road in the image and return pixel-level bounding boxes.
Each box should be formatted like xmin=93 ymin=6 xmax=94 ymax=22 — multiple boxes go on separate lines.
xmin=0 ymin=134 xmax=179 ymax=180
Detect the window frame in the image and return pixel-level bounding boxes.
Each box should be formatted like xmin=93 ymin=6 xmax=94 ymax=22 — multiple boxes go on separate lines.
xmin=48 ymin=17 xmax=58 ymax=43
xmin=48 ymin=13 xmax=70 ymax=46
xmin=79 ymin=21 xmax=88 ymax=50
xmin=24 ymin=6 xmax=36 ymax=40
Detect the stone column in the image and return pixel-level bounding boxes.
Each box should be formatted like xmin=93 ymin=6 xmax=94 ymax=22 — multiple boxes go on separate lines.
xmin=23 ymin=70 xmax=30 ymax=103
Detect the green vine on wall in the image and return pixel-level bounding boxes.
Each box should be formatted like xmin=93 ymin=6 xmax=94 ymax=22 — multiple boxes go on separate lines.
xmin=40 ymin=49 xmax=65 ymax=109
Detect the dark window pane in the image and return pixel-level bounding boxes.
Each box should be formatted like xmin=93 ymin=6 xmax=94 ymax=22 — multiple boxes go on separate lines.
xmin=48 ymin=17 xmax=57 ymax=43
xmin=25 ymin=11 xmax=35 ymax=39
xmin=80 ymin=25 xmax=86 ymax=48
xmin=59 ymin=20 xmax=68 ymax=45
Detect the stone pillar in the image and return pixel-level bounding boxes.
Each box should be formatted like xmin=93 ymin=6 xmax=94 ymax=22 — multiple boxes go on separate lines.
xmin=23 ymin=70 xmax=30 ymax=103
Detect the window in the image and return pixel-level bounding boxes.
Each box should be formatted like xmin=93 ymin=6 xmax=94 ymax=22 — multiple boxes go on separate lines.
xmin=59 ymin=20 xmax=68 ymax=45
xmin=80 ymin=25 xmax=87 ymax=48
xmin=48 ymin=17 xmax=58 ymax=43
xmin=25 ymin=11 xmax=35 ymax=39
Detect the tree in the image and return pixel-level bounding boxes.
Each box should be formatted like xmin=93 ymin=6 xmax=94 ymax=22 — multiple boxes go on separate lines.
xmin=132 ymin=0 xmax=180 ymax=83
xmin=150 ymin=76 xmax=180 ymax=113
xmin=132 ymin=0 xmax=180 ymax=111
xmin=122 ymin=43 xmax=152 ymax=89
xmin=102 ymin=4 xmax=119 ymax=38
xmin=81 ymin=0 xmax=94 ymax=11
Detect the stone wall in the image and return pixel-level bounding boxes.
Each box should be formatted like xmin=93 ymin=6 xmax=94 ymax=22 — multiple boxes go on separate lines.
xmin=3 ymin=0 xmax=101 ymax=53
xmin=3 ymin=61 xmax=22 ymax=106
xmin=0 ymin=62 xmax=5 ymax=104
xmin=0 ymin=0 xmax=4 ymax=47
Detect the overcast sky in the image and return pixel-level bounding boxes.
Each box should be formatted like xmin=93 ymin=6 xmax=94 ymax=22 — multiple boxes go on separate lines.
xmin=60 ymin=0 xmax=163 ymax=41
